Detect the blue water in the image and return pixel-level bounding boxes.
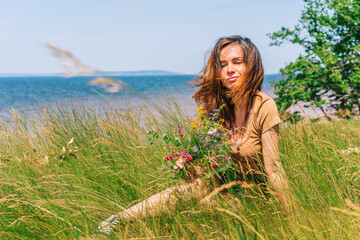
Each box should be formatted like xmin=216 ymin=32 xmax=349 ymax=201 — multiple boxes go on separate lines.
xmin=0 ymin=74 xmax=280 ymax=119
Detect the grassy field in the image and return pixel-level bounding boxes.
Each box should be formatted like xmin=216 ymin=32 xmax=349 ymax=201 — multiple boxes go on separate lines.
xmin=0 ymin=103 xmax=359 ymax=239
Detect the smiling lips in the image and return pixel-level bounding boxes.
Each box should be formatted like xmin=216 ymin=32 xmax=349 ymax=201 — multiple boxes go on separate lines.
xmin=227 ymin=76 xmax=239 ymax=82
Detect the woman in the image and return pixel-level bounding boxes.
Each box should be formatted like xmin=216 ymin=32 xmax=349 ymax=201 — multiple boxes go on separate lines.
xmin=97 ymin=35 xmax=288 ymax=235
xmin=192 ymin=35 xmax=288 ymax=204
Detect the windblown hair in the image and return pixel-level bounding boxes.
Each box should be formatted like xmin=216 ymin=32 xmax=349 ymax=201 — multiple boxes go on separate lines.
xmin=192 ymin=35 xmax=264 ymax=129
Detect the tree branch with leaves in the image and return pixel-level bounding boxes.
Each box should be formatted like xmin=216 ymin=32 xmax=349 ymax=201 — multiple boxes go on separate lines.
xmin=268 ymin=0 xmax=360 ymax=120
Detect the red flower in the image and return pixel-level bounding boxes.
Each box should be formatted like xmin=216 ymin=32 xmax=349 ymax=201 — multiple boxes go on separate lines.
xmin=211 ymin=163 xmax=218 ymax=169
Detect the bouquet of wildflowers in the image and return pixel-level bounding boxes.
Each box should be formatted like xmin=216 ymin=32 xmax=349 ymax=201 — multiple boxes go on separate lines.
xmin=157 ymin=105 xmax=236 ymax=184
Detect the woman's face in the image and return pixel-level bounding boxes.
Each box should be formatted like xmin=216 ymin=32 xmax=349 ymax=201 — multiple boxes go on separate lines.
xmin=219 ymin=43 xmax=247 ymax=89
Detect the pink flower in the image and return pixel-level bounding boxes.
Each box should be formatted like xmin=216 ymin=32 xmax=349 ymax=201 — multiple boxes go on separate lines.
xmin=172 ymin=153 xmax=180 ymax=159
xmin=179 ymin=133 xmax=184 ymax=138
xmin=181 ymin=149 xmax=187 ymax=155
xmin=165 ymin=156 xmax=173 ymax=161
xmin=177 ymin=126 xmax=182 ymax=133
xmin=183 ymin=154 xmax=193 ymax=163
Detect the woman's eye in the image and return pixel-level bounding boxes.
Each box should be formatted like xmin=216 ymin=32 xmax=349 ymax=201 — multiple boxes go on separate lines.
xmin=220 ymin=64 xmax=227 ymax=68
xmin=235 ymin=61 xmax=242 ymax=64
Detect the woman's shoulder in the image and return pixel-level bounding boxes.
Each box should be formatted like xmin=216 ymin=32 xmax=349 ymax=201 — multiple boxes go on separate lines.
xmin=252 ymin=91 xmax=281 ymax=133
xmin=254 ymin=90 xmax=272 ymax=101
xmin=252 ymin=91 xmax=276 ymax=113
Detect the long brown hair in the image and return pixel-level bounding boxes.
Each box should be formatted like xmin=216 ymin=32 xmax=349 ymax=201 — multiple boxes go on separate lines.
xmin=191 ymin=35 xmax=264 ymax=129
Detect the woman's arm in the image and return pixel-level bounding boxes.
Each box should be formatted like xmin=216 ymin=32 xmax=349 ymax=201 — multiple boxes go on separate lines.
xmin=261 ymin=125 xmax=289 ymax=207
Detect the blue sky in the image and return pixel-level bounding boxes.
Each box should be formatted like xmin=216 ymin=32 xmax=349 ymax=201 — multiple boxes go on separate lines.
xmin=0 ymin=0 xmax=305 ymax=75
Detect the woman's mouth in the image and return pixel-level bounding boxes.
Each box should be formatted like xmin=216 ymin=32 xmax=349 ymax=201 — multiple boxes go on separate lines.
xmin=227 ymin=76 xmax=238 ymax=82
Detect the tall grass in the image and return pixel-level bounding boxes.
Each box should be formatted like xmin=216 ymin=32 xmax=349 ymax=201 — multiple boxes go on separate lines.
xmin=0 ymin=103 xmax=359 ymax=239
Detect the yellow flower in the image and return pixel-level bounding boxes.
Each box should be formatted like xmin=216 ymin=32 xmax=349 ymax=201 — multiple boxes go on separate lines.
xmin=197 ymin=106 xmax=205 ymax=116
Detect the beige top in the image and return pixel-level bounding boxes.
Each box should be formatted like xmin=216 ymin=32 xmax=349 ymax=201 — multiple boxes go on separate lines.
xmin=231 ymin=91 xmax=281 ymax=180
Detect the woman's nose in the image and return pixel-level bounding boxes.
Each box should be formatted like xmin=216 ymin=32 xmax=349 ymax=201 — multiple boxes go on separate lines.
xmin=227 ymin=63 xmax=234 ymax=73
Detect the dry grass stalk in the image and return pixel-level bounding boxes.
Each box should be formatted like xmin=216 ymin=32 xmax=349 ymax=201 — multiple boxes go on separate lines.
xmin=215 ymin=207 xmax=265 ymax=240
